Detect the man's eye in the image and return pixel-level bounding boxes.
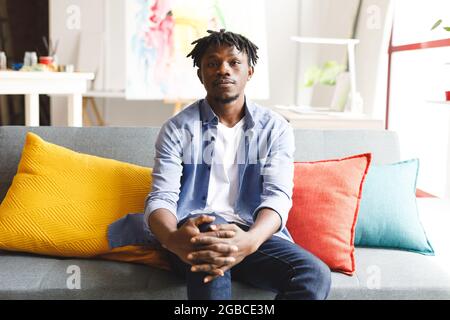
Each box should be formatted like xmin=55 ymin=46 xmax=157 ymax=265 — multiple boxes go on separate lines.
xmin=207 ymin=62 xmax=218 ymax=67
xmin=231 ymin=60 xmax=241 ymax=66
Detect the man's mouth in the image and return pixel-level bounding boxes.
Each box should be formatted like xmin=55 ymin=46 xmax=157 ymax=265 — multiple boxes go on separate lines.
xmin=214 ymin=79 xmax=235 ymax=87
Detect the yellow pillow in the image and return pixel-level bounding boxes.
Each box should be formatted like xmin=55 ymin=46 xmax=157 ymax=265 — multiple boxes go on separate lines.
xmin=0 ymin=132 xmax=169 ymax=269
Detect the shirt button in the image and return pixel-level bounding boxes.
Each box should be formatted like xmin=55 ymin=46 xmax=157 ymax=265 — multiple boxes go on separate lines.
xmin=202 ymin=196 xmax=206 ymax=200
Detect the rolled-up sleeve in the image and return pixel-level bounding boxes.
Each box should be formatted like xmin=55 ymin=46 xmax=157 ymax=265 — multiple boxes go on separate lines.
xmin=144 ymin=120 xmax=183 ymax=226
xmin=252 ymin=122 xmax=295 ymax=231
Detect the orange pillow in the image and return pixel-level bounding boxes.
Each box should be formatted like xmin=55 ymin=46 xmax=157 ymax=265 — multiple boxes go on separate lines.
xmin=286 ymin=153 xmax=371 ymax=275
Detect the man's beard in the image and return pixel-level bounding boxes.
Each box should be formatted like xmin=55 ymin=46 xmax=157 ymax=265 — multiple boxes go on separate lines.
xmin=214 ymin=94 xmax=240 ymax=104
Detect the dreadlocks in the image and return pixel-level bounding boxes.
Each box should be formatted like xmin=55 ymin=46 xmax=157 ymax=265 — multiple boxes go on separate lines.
xmin=187 ymin=29 xmax=259 ymax=68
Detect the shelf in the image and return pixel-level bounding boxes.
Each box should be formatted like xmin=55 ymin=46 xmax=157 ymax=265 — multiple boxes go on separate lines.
xmin=271 ymin=106 xmax=384 ymax=129
xmin=427 ymin=100 xmax=450 ymax=105
xmin=0 ymin=70 xmax=94 ymax=80
xmin=291 ymin=36 xmax=360 ymax=113
xmin=84 ymin=90 xmax=125 ymax=98
xmin=290 ymin=36 xmax=360 ymax=45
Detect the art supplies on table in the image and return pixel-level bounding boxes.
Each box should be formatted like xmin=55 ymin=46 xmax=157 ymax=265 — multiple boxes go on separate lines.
xmin=0 ymin=52 xmax=7 ymax=70
xmin=23 ymin=52 xmax=38 ymax=67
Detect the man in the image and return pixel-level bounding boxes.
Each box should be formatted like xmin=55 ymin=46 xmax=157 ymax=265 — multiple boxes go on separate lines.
xmin=144 ymin=29 xmax=331 ymax=300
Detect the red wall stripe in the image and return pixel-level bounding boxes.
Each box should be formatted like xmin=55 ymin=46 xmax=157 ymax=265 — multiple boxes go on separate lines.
xmin=386 ymin=36 xmax=450 ymax=130
xmin=390 ymin=38 xmax=450 ymax=53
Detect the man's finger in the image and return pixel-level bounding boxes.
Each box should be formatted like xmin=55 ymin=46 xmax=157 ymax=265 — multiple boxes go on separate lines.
xmin=188 ymin=245 xmax=237 ymax=261
xmin=210 ymin=268 xmax=225 ymax=277
xmin=198 ymin=243 xmax=238 ymax=254
xmin=204 ymin=266 xmax=230 ymax=283
xmin=199 ymin=230 xmax=236 ymax=239
xmin=190 ymin=235 xmax=221 ymax=245
xmin=209 ymin=224 xmax=239 ymax=231
xmin=191 ymin=264 xmax=219 ymax=273
xmin=212 ymin=256 xmax=236 ymax=266
xmin=187 ymin=250 xmax=220 ymax=262
xmin=189 ymin=215 xmax=215 ymax=227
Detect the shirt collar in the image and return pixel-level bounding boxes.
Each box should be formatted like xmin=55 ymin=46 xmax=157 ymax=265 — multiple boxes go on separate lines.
xmin=200 ymin=97 xmax=256 ymax=129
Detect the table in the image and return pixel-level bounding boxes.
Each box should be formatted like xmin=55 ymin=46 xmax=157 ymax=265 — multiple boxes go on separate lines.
xmin=0 ymin=71 xmax=94 ymax=126
xmin=272 ymin=107 xmax=385 ymax=129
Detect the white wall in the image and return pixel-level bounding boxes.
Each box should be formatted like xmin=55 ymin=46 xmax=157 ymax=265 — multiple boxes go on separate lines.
xmin=354 ymin=0 xmax=393 ymax=118
xmin=49 ymin=0 xmax=106 ymax=125
xmin=296 ymin=0 xmax=393 ymax=118
xmin=258 ymin=0 xmax=300 ymax=107
xmin=297 ymin=0 xmax=361 ymax=108
xmin=49 ymin=0 xmax=300 ymax=127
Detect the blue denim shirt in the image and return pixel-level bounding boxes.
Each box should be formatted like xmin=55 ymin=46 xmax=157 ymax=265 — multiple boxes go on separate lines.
xmin=143 ymin=98 xmax=295 ymax=242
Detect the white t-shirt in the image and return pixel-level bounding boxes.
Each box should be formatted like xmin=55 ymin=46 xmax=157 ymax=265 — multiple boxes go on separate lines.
xmin=191 ymin=118 xmax=248 ymax=225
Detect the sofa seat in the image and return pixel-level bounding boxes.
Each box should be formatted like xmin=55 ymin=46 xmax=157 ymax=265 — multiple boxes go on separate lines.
xmin=1 ymin=245 xmax=449 ymax=299
xmin=0 ymin=250 xmax=277 ymax=300
xmin=1 ymin=198 xmax=449 ymax=300
xmin=1 ymin=126 xmax=449 ymax=299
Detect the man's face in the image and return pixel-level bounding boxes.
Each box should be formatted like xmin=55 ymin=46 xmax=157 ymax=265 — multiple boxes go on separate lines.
xmin=198 ymin=44 xmax=254 ymax=105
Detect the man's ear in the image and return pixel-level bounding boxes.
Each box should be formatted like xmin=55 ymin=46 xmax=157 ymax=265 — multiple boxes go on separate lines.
xmin=197 ymin=69 xmax=203 ymax=84
xmin=247 ymin=66 xmax=254 ymax=81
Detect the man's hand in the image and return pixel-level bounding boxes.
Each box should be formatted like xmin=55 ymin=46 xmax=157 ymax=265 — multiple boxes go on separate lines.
xmin=187 ymin=208 xmax=282 ymax=283
xmin=165 ymin=215 xmax=236 ymax=270
xmin=187 ymin=224 xmax=257 ymax=283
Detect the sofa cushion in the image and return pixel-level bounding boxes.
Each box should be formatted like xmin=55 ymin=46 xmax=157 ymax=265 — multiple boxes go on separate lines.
xmin=0 ymin=251 xmax=276 ymax=300
xmin=0 ymin=126 xmax=160 ymax=203
xmin=328 ymin=247 xmax=450 ymax=299
xmin=287 ymin=154 xmax=371 ymax=275
xmin=328 ymin=198 xmax=450 ymax=299
xmin=0 ymin=132 xmax=167 ymax=269
xmin=292 ymin=129 xmax=400 ymax=164
xmin=1 ymin=127 xmax=400 ymax=204
xmin=355 ymin=159 xmax=434 ymax=254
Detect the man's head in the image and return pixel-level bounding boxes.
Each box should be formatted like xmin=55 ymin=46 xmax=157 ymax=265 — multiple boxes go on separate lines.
xmin=187 ymin=29 xmax=259 ymax=105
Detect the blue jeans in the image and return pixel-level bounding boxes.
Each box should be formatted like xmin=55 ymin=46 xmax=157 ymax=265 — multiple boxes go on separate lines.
xmin=167 ymin=214 xmax=331 ymax=300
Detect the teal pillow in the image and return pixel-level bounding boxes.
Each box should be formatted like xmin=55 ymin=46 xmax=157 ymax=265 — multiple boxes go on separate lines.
xmin=355 ymin=159 xmax=434 ymax=255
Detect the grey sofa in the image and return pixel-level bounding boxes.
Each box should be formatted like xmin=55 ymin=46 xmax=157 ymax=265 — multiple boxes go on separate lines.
xmin=1 ymin=126 xmax=450 ymax=300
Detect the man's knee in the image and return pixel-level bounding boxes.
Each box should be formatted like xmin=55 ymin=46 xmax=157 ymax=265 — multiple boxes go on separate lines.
xmin=289 ymin=255 xmax=331 ymax=300
xmin=310 ymin=259 xmax=331 ymax=300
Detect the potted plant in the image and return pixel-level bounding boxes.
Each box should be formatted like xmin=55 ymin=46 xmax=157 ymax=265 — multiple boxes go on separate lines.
xmin=431 ymin=19 xmax=450 ymax=101
xmin=303 ymin=61 xmax=351 ymax=111
xmin=303 ymin=60 xmax=346 ymax=88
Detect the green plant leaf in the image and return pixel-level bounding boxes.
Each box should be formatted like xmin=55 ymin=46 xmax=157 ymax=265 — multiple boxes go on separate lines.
xmin=444 ymin=26 xmax=450 ymax=32
xmin=431 ymin=19 xmax=442 ymax=30
xmin=303 ymin=65 xmax=321 ymax=88
xmin=318 ymin=61 xmax=346 ymax=86
xmin=303 ymin=61 xmax=346 ymax=87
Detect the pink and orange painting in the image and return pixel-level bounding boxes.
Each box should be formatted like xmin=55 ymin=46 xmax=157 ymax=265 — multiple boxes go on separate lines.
xmin=126 ymin=0 xmax=269 ymax=101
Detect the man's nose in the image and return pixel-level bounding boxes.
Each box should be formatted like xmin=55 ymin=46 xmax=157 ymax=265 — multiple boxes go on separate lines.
xmin=217 ymin=62 xmax=230 ymax=75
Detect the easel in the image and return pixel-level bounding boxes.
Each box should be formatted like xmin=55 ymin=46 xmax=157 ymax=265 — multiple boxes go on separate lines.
xmin=82 ymin=97 xmax=105 ymax=126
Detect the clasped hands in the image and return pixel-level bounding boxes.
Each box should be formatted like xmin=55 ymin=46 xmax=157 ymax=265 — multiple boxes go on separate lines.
xmin=167 ymin=215 xmax=255 ymax=284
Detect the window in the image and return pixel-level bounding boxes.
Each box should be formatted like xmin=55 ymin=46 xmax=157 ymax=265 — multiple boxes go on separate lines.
xmin=387 ymin=0 xmax=450 ymax=198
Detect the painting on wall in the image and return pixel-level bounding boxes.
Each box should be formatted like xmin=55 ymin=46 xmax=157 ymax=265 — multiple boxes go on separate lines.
xmin=126 ymin=0 xmax=269 ymax=101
